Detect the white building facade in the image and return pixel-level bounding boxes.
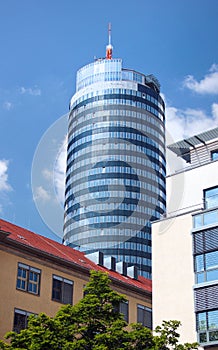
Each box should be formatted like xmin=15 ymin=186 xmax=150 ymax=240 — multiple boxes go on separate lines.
xmin=152 ymin=127 xmax=218 ymax=349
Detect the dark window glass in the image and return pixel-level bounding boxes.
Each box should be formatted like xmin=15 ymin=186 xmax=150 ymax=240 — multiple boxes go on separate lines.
xmin=13 ymin=309 xmax=33 ymax=333
xmin=52 ymin=275 xmax=73 ymax=304
xmin=211 ymin=150 xmax=218 ymax=161
xmin=63 ymin=281 xmax=73 ymax=304
xmin=199 ymin=332 xmax=207 ymax=343
xmin=13 ymin=312 xmax=26 ymax=333
xmin=119 ymin=301 xmax=129 ymax=322
xmin=16 ymin=263 xmax=40 ymax=295
xmin=197 ymin=310 xmax=218 ymax=344
xmin=137 ymin=304 xmax=152 ymax=329
xmin=52 ymin=278 xmax=62 ymax=301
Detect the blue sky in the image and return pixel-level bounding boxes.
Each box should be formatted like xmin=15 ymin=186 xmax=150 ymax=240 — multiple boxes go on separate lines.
xmin=1 ymin=0 xmax=218 ymax=242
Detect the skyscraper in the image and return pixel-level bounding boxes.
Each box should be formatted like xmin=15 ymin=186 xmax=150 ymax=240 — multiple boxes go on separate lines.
xmin=63 ymin=27 xmax=166 ymax=278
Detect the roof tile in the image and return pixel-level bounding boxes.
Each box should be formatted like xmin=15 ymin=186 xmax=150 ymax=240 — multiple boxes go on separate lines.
xmin=0 ymin=218 xmax=151 ymax=293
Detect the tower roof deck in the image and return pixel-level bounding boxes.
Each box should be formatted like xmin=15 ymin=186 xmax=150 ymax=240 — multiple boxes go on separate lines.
xmin=76 ymin=58 xmax=160 ymax=93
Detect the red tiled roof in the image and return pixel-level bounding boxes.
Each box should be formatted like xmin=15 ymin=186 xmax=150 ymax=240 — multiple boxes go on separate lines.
xmin=0 ymin=218 xmax=152 ymax=293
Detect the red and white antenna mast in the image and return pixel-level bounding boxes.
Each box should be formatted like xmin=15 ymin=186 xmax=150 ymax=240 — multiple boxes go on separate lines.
xmin=106 ymin=23 xmax=113 ymax=59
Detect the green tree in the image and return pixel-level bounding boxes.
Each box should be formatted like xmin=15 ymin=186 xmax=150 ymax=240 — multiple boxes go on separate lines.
xmin=0 ymin=271 xmax=198 ymax=350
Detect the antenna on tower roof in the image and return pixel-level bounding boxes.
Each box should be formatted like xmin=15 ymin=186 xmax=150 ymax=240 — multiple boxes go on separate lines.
xmin=106 ymin=22 xmax=113 ymax=59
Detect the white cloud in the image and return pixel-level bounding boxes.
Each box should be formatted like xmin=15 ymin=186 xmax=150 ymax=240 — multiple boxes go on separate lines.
xmin=42 ymin=168 xmax=53 ymax=181
xmin=183 ymin=64 xmax=218 ymax=94
xmin=20 ymin=86 xmax=41 ymax=96
xmin=166 ymin=102 xmax=218 ymax=144
xmin=53 ymin=135 xmax=67 ymax=206
xmin=0 ymin=160 xmax=12 ymax=192
xmin=212 ymin=102 xmax=218 ymax=119
xmin=3 ymin=101 xmax=13 ymax=110
xmin=34 ymin=186 xmax=51 ymax=201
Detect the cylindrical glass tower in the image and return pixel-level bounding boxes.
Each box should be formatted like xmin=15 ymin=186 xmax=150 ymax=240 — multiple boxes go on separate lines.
xmin=63 ymin=57 xmax=166 ymax=278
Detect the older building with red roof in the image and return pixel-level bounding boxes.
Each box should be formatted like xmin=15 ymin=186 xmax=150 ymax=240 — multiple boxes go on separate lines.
xmin=0 ymin=218 xmax=151 ymax=339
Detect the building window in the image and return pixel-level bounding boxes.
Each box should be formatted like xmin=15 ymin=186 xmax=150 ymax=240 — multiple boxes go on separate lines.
xmin=119 ymin=301 xmax=129 ymax=322
xmin=16 ymin=263 xmax=41 ymax=295
xmin=197 ymin=310 xmax=218 ymax=344
xmin=211 ymin=150 xmax=218 ymax=161
xmin=137 ymin=304 xmax=152 ymax=329
xmin=13 ymin=308 xmax=34 ymax=333
xmin=114 ymin=301 xmax=129 ymax=322
xmin=195 ymin=251 xmax=218 ymax=283
xmin=204 ymin=186 xmax=218 ymax=209
xmin=52 ymin=275 xmax=73 ymax=304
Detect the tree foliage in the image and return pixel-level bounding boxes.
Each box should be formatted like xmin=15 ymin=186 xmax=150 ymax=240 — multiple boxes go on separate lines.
xmin=0 ymin=270 xmax=198 ymax=350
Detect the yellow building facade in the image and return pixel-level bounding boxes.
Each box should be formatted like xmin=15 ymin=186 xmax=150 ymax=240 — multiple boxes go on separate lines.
xmin=0 ymin=219 xmax=152 ymax=340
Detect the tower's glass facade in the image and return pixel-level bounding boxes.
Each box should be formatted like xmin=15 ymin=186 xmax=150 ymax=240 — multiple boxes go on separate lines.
xmin=63 ymin=58 xmax=166 ymax=278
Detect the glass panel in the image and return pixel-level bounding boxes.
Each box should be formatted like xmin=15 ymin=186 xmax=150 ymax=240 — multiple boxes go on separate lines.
xmin=204 ymin=210 xmax=218 ymax=226
xmin=199 ymin=332 xmax=207 ymax=343
xmin=29 ymin=271 xmax=39 ymax=283
xmin=28 ymin=271 xmax=39 ymax=294
xmin=119 ymin=302 xmax=129 ymax=322
xmin=208 ymin=310 xmax=218 ymax=330
xmin=207 ymin=269 xmax=218 ymax=282
xmin=195 ymin=255 xmax=204 ymax=272
xmin=28 ymin=283 xmax=37 ymax=294
xmin=137 ymin=307 xmax=144 ymax=325
xmin=16 ymin=279 xmax=21 ymax=289
xmin=63 ymin=282 xmax=73 ymax=304
xmin=209 ymin=330 xmax=218 ymax=341
xmin=206 ymin=251 xmax=218 ymax=270
xmin=144 ymin=308 xmax=152 ymax=329
xmin=13 ymin=312 xmax=26 ymax=333
xmin=205 ymin=187 xmax=218 ymax=209
xmin=197 ymin=272 xmax=205 ymax=283
xmin=197 ymin=312 xmax=207 ymax=331
xmin=17 ymin=267 xmax=27 ymax=290
xmin=18 ymin=267 xmax=27 ymax=278
xmin=52 ymin=279 xmax=62 ymax=301
xmin=194 ymin=214 xmax=202 ymax=228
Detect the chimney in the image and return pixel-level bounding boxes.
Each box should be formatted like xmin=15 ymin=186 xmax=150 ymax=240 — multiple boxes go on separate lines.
xmin=116 ymin=261 xmax=127 ymax=276
xmin=127 ymin=265 xmax=138 ymax=279
xmin=86 ymin=251 xmax=104 ymax=266
xmin=104 ymin=256 xmax=116 ymax=271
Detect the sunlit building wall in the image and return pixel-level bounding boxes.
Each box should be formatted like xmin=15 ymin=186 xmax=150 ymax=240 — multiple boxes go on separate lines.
xmin=152 ymin=127 xmax=218 ymax=348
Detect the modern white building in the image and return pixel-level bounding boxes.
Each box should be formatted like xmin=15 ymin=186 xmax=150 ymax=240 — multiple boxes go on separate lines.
xmin=152 ymin=127 xmax=218 ymax=349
